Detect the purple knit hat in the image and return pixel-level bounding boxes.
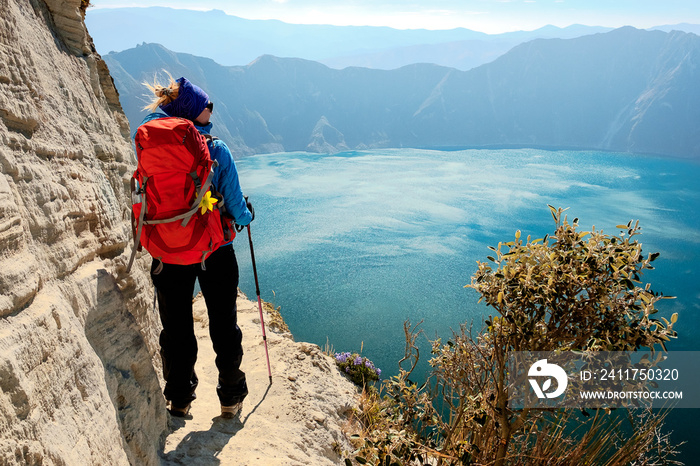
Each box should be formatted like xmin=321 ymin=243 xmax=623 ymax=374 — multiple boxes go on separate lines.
xmin=160 ymin=77 xmax=209 ymax=121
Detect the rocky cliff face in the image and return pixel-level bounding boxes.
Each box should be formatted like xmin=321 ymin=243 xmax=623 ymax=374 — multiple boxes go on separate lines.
xmin=0 ymin=1 xmax=166 ymax=464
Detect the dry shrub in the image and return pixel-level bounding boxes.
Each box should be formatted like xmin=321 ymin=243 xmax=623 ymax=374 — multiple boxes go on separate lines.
xmin=348 ymin=207 xmax=682 ymax=466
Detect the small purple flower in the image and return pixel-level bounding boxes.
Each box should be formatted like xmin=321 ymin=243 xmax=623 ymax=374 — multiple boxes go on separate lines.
xmin=345 ymin=367 xmax=350 ymax=373
xmin=376 ymin=368 xmax=382 ymax=377
xmin=335 ymin=353 xmax=347 ymax=363
xmin=353 ymin=356 xmax=363 ymax=366
xmin=364 ymin=360 xmax=374 ymax=369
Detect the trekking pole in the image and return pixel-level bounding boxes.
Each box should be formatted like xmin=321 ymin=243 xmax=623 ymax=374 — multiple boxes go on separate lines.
xmin=247 ymin=224 xmax=273 ymax=385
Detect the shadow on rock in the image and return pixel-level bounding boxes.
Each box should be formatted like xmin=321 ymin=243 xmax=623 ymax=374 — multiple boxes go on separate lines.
xmin=161 ymin=421 xmax=243 ymax=465
xmin=241 ymin=384 xmax=271 ymax=425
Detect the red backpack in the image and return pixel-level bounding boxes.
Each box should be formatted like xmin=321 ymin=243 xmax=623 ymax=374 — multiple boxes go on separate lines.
xmin=125 ymin=117 xmax=231 ymax=272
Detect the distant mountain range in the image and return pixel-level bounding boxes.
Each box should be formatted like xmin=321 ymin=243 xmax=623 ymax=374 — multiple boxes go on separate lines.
xmin=104 ymin=27 xmax=700 ymax=159
xmin=86 ymin=7 xmax=618 ymax=70
xmin=86 ymin=7 xmax=700 ymax=72
xmin=651 ymin=23 xmax=700 ymax=35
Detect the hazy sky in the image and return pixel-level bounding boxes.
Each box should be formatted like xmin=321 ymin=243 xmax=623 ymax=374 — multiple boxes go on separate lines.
xmin=89 ymin=0 xmax=700 ymax=33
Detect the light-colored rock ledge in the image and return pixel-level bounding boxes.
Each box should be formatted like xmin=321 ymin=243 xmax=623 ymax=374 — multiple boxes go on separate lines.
xmin=160 ymin=291 xmax=360 ymax=465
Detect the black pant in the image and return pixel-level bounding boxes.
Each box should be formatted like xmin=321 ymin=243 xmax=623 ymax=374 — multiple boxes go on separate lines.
xmin=151 ymin=244 xmax=247 ymax=407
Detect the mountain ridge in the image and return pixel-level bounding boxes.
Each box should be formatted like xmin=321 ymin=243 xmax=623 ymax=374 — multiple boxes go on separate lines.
xmin=105 ymin=26 xmax=700 ymax=159
xmin=86 ymin=6 xmax=618 ymax=70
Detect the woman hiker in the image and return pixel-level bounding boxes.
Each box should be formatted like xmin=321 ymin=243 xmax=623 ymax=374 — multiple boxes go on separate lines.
xmin=140 ymin=75 xmax=254 ymax=418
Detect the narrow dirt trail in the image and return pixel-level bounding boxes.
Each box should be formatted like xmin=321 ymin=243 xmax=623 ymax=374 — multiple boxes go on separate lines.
xmin=159 ymin=292 xmax=358 ymax=465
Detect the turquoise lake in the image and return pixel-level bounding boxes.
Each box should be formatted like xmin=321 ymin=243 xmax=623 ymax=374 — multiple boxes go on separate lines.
xmin=229 ymin=147 xmax=699 ymax=459
xmin=233 ymin=148 xmax=698 ymax=363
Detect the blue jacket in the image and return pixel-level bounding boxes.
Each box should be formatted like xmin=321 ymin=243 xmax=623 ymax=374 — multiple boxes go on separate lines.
xmin=136 ymin=113 xmax=253 ymax=229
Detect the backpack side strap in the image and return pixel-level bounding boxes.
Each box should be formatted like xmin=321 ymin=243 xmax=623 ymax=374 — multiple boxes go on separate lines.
xmin=126 ymin=176 xmax=148 ymax=273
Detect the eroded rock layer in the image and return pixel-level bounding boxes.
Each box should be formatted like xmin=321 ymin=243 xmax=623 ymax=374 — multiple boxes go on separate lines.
xmin=0 ymin=1 xmax=166 ymax=464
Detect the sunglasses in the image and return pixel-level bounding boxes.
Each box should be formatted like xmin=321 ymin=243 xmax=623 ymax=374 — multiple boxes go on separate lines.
xmin=205 ymin=101 xmax=214 ymax=112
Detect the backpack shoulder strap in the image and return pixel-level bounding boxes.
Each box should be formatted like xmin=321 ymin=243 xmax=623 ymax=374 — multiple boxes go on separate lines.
xmin=202 ymin=133 xmax=219 ymax=144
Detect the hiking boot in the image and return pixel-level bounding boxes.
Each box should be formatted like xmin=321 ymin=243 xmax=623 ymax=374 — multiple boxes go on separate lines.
xmin=220 ymin=402 xmax=242 ymax=419
xmin=167 ymin=401 xmax=191 ymax=418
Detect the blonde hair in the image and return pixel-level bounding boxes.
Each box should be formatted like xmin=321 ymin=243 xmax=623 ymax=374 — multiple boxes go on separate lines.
xmin=142 ymin=72 xmax=180 ymax=112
